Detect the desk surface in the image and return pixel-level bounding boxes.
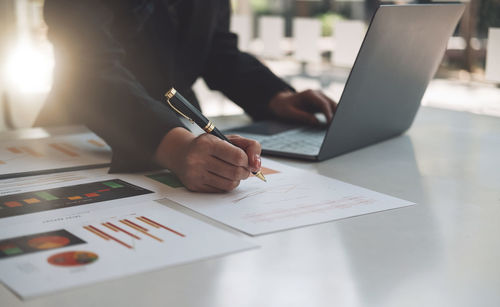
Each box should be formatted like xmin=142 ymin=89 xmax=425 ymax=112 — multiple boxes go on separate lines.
xmin=2 ymin=107 xmax=499 ymax=307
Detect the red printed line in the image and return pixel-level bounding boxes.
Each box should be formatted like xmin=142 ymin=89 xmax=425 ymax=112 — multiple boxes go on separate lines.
xmin=7 ymin=147 xmax=22 ymax=154
xmin=106 ymin=222 xmax=141 ymax=240
xmin=20 ymin=147 xmax=43 ymax=157
xmin=140 ymin=216 xmax=185 ymax=237
xmin=50 ymin=143 xmax=79 ymax=157
xmin=122 ymin=219 xmax=148 ymax=231
xmin=87 ymin=225 xmax=132 ymax=249
xmin=120 ymin=220 xmax=163 ymax=242
xmin=62 ymin=143 xmax=79 ymax=151
xmin=98 ymin=189 xmax=111 ymax=192
xmin=83 ymin=226 xmax=109 ymax=240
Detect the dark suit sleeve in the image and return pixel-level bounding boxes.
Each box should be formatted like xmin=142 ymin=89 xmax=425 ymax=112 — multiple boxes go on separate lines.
xmin=41 ymin=0 xmax=184 ymax=172
xmin=201 ymin=0 xmax=294 ymax=121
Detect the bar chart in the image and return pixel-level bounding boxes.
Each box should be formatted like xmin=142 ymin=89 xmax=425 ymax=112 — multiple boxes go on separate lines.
xmin=0 ymin=179 xmax=153 ymax=218
xmin=0 ymin=132 xmax=112 ymax=179
xmin=83 ymin=216 xmax=186 ymax=249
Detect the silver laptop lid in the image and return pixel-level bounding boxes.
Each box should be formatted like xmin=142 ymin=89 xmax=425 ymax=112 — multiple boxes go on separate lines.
xmin=318 ymin=4 xmax=464 ymax=160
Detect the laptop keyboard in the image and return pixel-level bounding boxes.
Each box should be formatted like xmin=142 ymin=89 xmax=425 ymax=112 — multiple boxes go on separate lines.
xmin=257 ymin=128 xmax=326 ymax=155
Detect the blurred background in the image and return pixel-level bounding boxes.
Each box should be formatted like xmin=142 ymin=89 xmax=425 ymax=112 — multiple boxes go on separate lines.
xmin=0 ymin=0 xmax=499 ymax=131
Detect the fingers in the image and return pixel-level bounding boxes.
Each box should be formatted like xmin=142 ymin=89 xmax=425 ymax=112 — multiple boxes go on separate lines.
xmin=175 ymin=134 xmax=252 ymax=193
xmin=226 ymin=135 xmax=262 ymax=173
xmin=185 ymin=171 xmax=240 ymax=193
xmin=268 ymin=89 xmax=338 ymax=126
xmin=281 ymin=104 xmax=320 ymax=125
xmin=209 ymin=136 xmax=249 ymax=167
xmin=205 ymin=155 xmax=250 ymax=181
xmin=297 ymin=90 xmax=334 ymax=123
xmin=319 ymin=91 xmax=338 ymax=114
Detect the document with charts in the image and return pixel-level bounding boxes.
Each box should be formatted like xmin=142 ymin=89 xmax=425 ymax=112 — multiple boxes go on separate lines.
xmin=0 ymin=131 xmax=111 ymax=179
xmin=0 ymin=201 xmax=256 ymax=299
xmin=0 ymin=170 xmax=255 ymax=299
xmin=156 ymin=159 xmax=415 ymax=235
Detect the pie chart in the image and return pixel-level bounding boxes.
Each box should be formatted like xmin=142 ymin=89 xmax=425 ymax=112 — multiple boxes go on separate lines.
xmin=27 ymin=236 xmax=70 ymax=250
xmin=47 ymin=251 xmax=98 ymax=266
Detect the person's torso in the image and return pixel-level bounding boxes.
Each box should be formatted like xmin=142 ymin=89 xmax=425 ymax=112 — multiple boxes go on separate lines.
xmin=106 ymin=0 xmax=221 ymax=102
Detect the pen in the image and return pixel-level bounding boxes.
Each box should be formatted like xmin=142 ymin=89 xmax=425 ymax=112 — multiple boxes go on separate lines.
xmin=164 ymin=88 xmax=267 ymax=182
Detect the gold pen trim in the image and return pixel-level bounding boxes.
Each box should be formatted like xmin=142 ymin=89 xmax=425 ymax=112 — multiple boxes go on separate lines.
xmin=165 ymin=88 xmax=194 ymax=124
xmin=165 ymin=88 xmax=177 ymax=99
xmin=203 ymin=122 xmax=215 ymax=133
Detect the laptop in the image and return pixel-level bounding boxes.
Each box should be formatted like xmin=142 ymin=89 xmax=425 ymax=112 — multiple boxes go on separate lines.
xmin=225 ymin=4 xmax=465 ymax=161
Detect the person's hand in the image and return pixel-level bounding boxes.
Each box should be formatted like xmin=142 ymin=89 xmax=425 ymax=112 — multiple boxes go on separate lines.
xmin=154 ymin=127 xmax=262 ymax=193
xmin=268 ymin=90 xmax=337 ymax=125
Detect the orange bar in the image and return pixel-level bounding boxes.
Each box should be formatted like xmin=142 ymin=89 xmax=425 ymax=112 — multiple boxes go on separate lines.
xmin=120 ymin=220 xmax=163 ymax=242
xmin=88 ymin=225 xmax=133 ymax=249
xmin=102 ymin=222 xmax=119 ymax=232
xmin=85 ymin=193 xmax=100 ymax=197
xmin=7 ymin=147 xmax=22 ymax=154
xmin=68 ymin=196 xmax=82 ymax=200
xmin=62 ymin=143 xmax=79 ymax=151
xmin=83 ymin=226 xmax=109 ymax=240
xmin=140 ymin=216 xmax=186 ymax=237
xmin=50 ymin=143 xmax=79 ymax=157
xmin=5 ymin=201 xmax=22 ymax=208
xmin=122 ymin=219 xmax=148 ymax=231
xmin=23 ymin=198 xmax=41 ymax=204
xmin=136 ymin=217 xmax=160 ymax=228
xmin=20 ymin=147 xmax=43 ymax=157
xmin=88 ymin=139 xmax=106 ymax=147
xmin=106 ymin=222 xmax=141 ymax=240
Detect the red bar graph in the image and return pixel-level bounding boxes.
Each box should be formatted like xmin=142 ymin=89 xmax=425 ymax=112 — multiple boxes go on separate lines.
xmin=84 ymin=225 xmax=132 ymax=249
xmin=50 ymin=143 xmax=79 ymax=157
xmin=138 ymin=216 xmax=185 ymax=237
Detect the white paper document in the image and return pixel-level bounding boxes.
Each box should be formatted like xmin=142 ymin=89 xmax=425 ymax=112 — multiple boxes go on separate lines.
xmin=0 ymin=201 xmax=256 ymax=299
xmin=157 ymin=159 xmax=415 ymax=235
xmin=0 ymin=132 xmax=111 ymax=179
xmin=0 ymin=168 xmax=164 ymax=226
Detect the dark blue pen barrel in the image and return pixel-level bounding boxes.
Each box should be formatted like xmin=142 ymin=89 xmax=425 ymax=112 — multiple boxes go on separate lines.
xmin=170 ymin=91 xmax=209 ymax=128
xmin=211 ymin=127 xmax=230 ymax=143
xmin=167 ymin=88 xmax=230 ymax=143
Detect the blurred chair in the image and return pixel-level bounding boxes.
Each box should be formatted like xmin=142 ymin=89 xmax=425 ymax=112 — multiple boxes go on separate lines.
xmin=230 ymin=14 xmax=252 ymax=52
xmin=293 ymin=17 xmax=322 ymax=64
xmin=258 ymin=16 xmax=285 ymax=59
xmin=332 ymin=20 xmax=366 ymax=68
xmin=485 ymin=28 xmax=500 ymax=83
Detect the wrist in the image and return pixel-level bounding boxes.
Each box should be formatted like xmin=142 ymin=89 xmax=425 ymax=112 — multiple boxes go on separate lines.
xmin=268 ymin=90 xmax=294 ymax=116
xmin=154 ymin=127 xmax=195 ymax=172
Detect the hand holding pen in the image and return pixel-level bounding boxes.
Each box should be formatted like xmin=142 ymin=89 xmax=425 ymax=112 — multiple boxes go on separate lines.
xmin=153 ymin=88 xmax=266 ymax=193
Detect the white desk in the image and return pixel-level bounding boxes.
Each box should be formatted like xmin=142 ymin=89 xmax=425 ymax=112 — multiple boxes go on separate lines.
xmin=1 ymin=107 xmax=499 ymax=307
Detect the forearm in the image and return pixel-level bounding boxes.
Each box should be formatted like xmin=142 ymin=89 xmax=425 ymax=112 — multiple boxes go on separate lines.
xmin=201 ymin=0 xmax=294 ymax=120
xmin=44 ymin=0 xmax=183 ymax=172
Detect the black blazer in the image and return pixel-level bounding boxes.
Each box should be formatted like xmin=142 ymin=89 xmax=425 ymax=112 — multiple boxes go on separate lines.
xmin=36 ymin=0 xmax=292 ymax=171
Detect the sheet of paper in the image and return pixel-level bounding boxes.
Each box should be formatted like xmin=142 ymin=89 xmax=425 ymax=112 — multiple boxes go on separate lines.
xmin=0 ymin=131 xmax=111 ymax=179
xmin=486 ymin=28 xmax=500 ymax=82
xmin=293 ymin=17 xmax=322 ymax=63
xmin=150 ymin=159 xmax=415 ymax=236
xmin=0 ymin=168 xmax=166 ymax=227
xmin=0 ymin=200 xmax=256 ymax=299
